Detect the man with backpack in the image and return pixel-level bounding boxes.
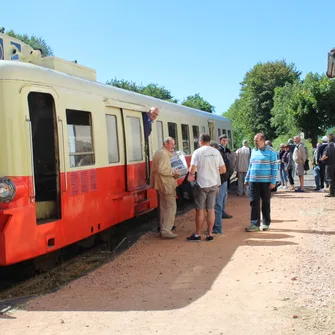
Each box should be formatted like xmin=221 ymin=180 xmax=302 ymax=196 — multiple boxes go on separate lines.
xmin=218 ymin=134 xmax=233 ymax=219
xmin=210 ymin=141 xmax=229 ymax=234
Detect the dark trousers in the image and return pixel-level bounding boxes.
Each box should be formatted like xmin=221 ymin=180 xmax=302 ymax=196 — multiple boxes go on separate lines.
xmin=319 ymin=164 xmax=326 ymax=188
xmin=287 ymin=168 xmax=294 ymax=185
xmin=326 ymin=165 xmax=335 ymax=195
xmin=249 ymin=182 xmax=271 ymax=226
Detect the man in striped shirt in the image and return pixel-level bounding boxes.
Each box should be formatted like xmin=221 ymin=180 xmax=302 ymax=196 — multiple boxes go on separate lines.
xmin=245 ymin=133 xmax=278 ymax=232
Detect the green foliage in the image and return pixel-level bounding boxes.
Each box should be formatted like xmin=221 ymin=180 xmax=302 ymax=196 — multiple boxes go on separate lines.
xmin=224 ymin=99 xmax=254 ymax=148
xmin=106 ymin=78 xmax=178 ymax=103
xmin=181 ymin=93 xmax=215 ymax=113
xmin=224 ymin=61 xmax=301 ymax=144
xmin=1 ymin=27 xmax=53 ymax=56
xmin=272 ymin=73 xmax=335 ymax=146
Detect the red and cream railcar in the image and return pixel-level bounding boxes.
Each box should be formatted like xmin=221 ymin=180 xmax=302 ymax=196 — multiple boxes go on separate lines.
xmin=0 ymin=35 xmax=232 ymax=266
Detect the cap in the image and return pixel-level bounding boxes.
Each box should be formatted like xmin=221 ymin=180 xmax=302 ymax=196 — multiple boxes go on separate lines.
xmin=322 ymin=136 xmax=328 ymax=142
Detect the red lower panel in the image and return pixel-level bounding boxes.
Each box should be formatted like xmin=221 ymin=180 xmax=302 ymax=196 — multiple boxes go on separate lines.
xmin=0 ymin=164 xmax=158 ymax=265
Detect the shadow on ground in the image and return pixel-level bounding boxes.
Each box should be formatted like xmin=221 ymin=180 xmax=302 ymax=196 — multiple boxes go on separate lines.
xmin=20 ymin=182 xmax=308 ymax=313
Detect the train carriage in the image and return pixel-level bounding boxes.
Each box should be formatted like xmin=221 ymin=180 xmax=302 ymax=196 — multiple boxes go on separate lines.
xmin=0 ymin=33 xmax=232 ymax=266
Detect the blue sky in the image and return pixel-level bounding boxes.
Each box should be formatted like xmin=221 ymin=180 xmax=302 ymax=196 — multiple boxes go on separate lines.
xmin=1 ymin=0 xmax=334 ymax=114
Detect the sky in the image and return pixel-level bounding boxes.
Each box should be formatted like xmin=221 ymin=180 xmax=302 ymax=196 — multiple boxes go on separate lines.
xmin=1 ymin=0 xmax=334 ymax=115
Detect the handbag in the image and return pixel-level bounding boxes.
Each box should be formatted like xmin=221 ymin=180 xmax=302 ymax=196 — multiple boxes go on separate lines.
xmin=177 ymin=172 xmax=200 ymax=201
xmin=304 ymin=159 xmax=310 ymax=171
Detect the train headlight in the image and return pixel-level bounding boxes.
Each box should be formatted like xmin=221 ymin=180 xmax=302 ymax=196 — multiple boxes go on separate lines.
xmin=0 ymin=178 xmax=16 ymax=203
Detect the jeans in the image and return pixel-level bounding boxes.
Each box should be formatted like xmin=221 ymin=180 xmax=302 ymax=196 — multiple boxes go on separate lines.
xmin=313 ymin=166 xmax=321 ymax=189
xmin=249 ymin=182 xmax=271 ymax=227
xmin=319 ymin=163 xmax=327 ymax=188
xmin=280 ymin=163 xmax=288 ymax=183
xmin=287 ymin=168 xmax=294 ymax=185
xmin=214 ymin=181 xmax=227 ymax=233
xmin=222 ymin=181 xmax=228 ymax=214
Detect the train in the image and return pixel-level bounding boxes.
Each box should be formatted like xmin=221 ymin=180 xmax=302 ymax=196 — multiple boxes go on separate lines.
xmin=0 ymin=33 xmax=232 ymax=267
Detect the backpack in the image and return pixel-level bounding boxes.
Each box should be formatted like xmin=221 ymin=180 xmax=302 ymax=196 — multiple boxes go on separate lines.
xmin=219 ymin=147 xmax=234 ymax=177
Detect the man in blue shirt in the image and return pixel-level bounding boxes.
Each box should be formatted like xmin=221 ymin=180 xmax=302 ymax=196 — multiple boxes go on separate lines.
xmin=245 ymin=133 xmax=278 ymax=232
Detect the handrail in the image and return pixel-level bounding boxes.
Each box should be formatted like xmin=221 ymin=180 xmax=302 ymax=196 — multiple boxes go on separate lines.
xmin=25 ymin=116 xmax=35 ymax=201
xmin=58 ymin=117 xmax=68 ymax=192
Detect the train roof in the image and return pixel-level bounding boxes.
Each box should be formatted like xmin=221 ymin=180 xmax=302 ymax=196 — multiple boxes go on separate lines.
xmin=0 ymin=60 xmax=231 ymax=123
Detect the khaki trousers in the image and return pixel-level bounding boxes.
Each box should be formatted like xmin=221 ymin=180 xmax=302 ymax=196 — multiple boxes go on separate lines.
xmin=159 ymin=192 xmax=177 ymax=236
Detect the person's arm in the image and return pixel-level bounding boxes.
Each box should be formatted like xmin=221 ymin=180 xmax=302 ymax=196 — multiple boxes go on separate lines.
xmin=245 ymin=151 xmax=252 ymax=185
xmin=270 ymin=150 xmax=278 ymax=189
xmin=189 ymin=151 xmax=198 ymax=177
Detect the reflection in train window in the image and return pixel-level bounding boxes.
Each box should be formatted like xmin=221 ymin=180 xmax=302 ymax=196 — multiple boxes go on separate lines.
xmin=66 ymin=109 xmax=95 ymax=168
xmin=181 ymin=124 xmax=190 ymax=154
xmin=201 ymin=126 xmax=206 ymax=134
xmin=168 ymin=122 xmax=178 ymax=150
xmin=106 ymin=114 xmax=119 ymax=163
xmin=192 ymin=126 xmax=199 ymax=150
xmin=126 ymin=116 xmax=143 ymax=161
xmin=157 ymin=121 xmax=164 ymax=148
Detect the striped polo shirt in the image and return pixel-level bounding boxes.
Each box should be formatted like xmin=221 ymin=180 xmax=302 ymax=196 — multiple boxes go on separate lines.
xmin=245 ymin=145 xmax=278 ymax=184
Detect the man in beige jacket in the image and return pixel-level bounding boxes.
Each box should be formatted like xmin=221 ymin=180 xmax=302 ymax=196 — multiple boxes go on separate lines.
xmin=150 ymin=137 xmax=179 ymax=238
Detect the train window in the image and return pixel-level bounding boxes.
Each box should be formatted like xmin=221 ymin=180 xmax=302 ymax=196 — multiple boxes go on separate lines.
xmin=222 ymin=129 xmax=226 ymax=135
xmin=181 ymin=124 xmax=190 ymax=154
xmin=126 ymin=116 xmax=143 ymax=161
xmin=106 ymin=115 xmax=119 ymax=163
xmin=66 ymin=110 xmax=95 ymax=168
xmin=157 ymin=121 xmax=164 ymax=148
xmin=218 ymin=128 xmax=221 ymax=138
xmin=228 ymin=130 xmax=232 ymax=148
xmin=201 ymin=126 xmax=206 ymax=134
xmin=168 ymin=122 xmax=179 ymax=149
xmin=192 ymin=126 xmax=200 ymax=150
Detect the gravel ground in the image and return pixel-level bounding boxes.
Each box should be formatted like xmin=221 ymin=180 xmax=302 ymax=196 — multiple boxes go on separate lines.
xmin=0 ymin=177 xmax=334 ymax=335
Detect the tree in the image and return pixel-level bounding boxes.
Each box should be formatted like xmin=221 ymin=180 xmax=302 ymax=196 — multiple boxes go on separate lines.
xmin=106 ymin=78 xmax=178 ymax=103
xmin=272 ymin=73 xmax=335 ymax=146
xmin=271 ymin=80 xmax=301 ymax=137
xmin=238 ymin=60 xmax=300 ymax=140
xmin=181 ymin=93 xmax=215 ymax=113
xmin=224 ymin=98 xmax=253 ymax=148
xmin=1 ymin=27 xmax=53 ymax=56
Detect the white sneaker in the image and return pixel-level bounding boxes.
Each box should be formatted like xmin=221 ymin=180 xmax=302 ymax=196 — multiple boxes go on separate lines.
xmin=319 ymin=188 xmax=325 ymax=192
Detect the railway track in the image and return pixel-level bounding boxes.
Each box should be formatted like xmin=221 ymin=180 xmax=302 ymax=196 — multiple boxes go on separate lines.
xmin=0 ymin=211 xmax=157 ymax=313
xmin=0 ymin=201 xmax=194 ymax=314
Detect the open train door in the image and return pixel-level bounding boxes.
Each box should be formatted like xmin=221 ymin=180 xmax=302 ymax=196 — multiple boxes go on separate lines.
xmin=122 ymin=109 xmax=147 ymax=191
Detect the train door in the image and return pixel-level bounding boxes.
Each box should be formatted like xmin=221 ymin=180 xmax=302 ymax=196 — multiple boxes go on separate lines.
xmin=208 ymin=120 xmax=215 ymax=140
xmin=122 ymin=109 xmax=147 ymax=191
xmin=27 ymin=92 xmax=61 ymax=223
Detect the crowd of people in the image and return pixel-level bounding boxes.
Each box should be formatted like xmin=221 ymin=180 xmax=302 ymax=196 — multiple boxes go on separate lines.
xmin=147 ymin=107 xmax=335 ymax=241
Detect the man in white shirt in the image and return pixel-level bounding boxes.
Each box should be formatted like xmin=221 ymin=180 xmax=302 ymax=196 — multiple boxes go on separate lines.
xmin=187 ymin=133 xmax=226 ymax=241
xmin=235 ymin=140 xmax=251 ymax=196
